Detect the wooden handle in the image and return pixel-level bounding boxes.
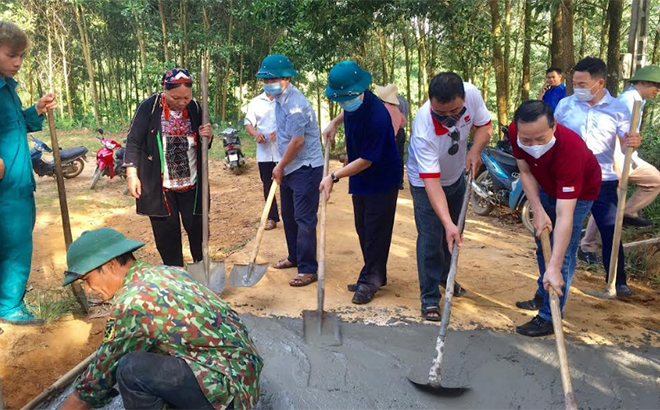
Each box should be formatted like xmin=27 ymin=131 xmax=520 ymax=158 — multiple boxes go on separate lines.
xmin=540 ymin=229 xmax=577 ymax=410
xmin=605 ymin=100 xmax=641 ymax=295
xmin=317 ymin=139 xmax=331 ymax=312
xmin=200 ymin=69 xmax=211 ymax=281
xmin=248 ymin=180 xmax=279 ymax=265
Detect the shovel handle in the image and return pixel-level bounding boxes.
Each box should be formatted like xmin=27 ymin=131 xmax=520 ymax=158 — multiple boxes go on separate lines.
xmin=317 ymin=139 xmax=331 ymax=312
xmin=200 ymin=69 xmax=211 ymax=281
xmin=248 ymin=180 xmax=279 ymax=266
xmin=604 ymin=100 xmax=641 ymax=295
xmin=540 ymin=229 xmax=577 ymax=410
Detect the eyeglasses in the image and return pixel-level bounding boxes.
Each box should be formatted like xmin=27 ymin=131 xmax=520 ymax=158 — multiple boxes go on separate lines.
xmin=448 ymin=129 xmax=460 ymax=155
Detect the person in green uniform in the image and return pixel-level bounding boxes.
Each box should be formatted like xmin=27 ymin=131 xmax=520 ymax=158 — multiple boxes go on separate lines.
xmin=60 ymin=228 xmax=263 ymax=410
xmin=0 ymin=21 xmax=57 ymax=328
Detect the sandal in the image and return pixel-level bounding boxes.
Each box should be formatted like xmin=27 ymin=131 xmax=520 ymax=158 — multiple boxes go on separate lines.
xmin=273 ymin=258 xmax=296 ymax=269
xmin=289 ymin=273 xmax=318 ymax=287
xmin=422 ymin=305 xmax=442 ymax=322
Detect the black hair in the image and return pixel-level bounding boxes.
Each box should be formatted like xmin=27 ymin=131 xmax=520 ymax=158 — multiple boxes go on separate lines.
xmin=164 ymin=82 xmax=193 ymax=90
xmin=573 ymin=57 xmax=607 ymax=80
xmin=513 ymin=100 xmax=555 ymax=128
xmin=428 ymin=72 xmax=465 ymax=103
xmin=115 ymin=251 xmax=136 ymax=266
xmin=546 ymin=67 xmax=563 ymax=75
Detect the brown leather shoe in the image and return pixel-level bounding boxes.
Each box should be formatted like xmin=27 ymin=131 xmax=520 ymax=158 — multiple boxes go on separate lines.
xmin=265 ymin=220 xmax=277 ymax=230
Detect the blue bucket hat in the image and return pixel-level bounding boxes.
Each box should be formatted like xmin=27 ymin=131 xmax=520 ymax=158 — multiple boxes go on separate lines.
xmin=256 ymin=54 xmax=299 ymax=79
xmin=326 ymin=61 xmax=372 ymax=102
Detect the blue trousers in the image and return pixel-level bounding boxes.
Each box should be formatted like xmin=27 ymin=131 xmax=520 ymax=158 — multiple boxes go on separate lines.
xmin=280 ymin=165 xmax=323 ymax=274
xmin=0 ymin=194 xmax=35 ymax=316
xmin=590 ymin=180 xmax=627 ymax=285
xmin=410 ymin=176 xmax=465 ymax=308
xmin=534 ymin=191 xmax=593 ymax=322
xmin=116 ymin=351 xmax=220 ymax=410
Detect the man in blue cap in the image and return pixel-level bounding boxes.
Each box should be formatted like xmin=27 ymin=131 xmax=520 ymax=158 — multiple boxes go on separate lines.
xmin=320 ymin=61 xmax=402 ymax=304
xmin=256 ymin=54 xmax=324 ymax=287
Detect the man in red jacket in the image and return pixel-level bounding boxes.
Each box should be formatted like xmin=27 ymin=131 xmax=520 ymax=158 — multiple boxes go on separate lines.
xmin=509 ymin=101 xmax=602 ymax=337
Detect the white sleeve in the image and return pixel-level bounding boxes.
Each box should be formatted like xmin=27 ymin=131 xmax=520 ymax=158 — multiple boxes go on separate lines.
xmin=410 ymin=113 xmax=442 ymax=178
xmin=467 ymin=87 xmax=491 ymax=127
xmin=244 ymin=100 xmax=257 ymax=127
xmin=554 ymin=98 xmax=568 ymax=123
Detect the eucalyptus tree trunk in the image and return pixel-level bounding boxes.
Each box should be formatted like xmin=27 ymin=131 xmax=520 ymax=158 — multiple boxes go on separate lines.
xmin=488 ymin=0 xmax=508 ymax=133
xmin=220 ymin=0 xmax=234 ymax=122
xmin=521 ymin=0 xmax=531 ymax=101
xmin=73 ymin=3 xmax=100 ymax=125
xmin=606 ymin=0 xmax=623 ymax=96
xmin=158 ymin=0 xmax=170 ymax=62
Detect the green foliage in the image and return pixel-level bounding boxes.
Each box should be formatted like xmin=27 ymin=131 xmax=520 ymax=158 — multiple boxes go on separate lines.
xmin=26 ymin=288 xmax=83 ymax=323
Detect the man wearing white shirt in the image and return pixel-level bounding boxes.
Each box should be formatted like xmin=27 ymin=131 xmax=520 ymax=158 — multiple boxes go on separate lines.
xmin=580 ymin=65 xmax=660 ymax=258
xmin=245 ymin=92 xmax=280 ymax=230
xmin=553 ymin=57 xmax=641 ymax=298
xmin=407 ymin=72 xmax=492 ymax=321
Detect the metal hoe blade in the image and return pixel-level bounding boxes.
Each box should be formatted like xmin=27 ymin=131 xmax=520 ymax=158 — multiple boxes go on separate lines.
xmin=228 ymin=262 xmax=269 ymax=287
xmin=188 ymin=260 xmax=226 ymax=293
xmin=407 ymin=370 xmax=468 ymax=397
xmin=302 ymin=309 xmax=342 ymax=346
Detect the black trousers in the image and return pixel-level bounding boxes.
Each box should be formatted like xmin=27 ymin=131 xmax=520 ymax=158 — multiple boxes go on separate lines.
xmin=352 ymin=186 xmax=399 ymax=292
xmin=149 ymin=188 xmax=202 ymax=267
xmin=258 ymin=161 xmax=280 ymax=222
xmin=395 ymin=128 xmax=406 ymax=186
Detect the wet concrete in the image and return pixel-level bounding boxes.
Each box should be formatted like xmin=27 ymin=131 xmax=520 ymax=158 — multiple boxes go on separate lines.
xmin=43 ymin=315 xmax=660 ymax=409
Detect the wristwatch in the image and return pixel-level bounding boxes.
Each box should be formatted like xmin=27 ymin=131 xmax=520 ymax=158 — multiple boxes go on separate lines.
xmin=331 ymin=172 xmax=339 ymax=183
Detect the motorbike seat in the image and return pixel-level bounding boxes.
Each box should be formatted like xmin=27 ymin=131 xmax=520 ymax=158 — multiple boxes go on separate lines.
xmin=59 ymin=146 xmax=88 ymax=161
xmin=487 ymin=147 xmax=517 ymax=169
xmin=30 ymin=148 xmax=43 ymax=161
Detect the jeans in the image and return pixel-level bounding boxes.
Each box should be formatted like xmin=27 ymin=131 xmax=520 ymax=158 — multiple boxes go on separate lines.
xmin=352 ymin=187 xmax=399 ymax=292
xmin=534 ymin=190 xmax=593 ymax=322
xmin=258 ymin=161 xmax=280 ymax=222
xmin=116 ymin=351 xmax=223 ymax=410
xmin=410 ymin=176 xmax=465 ymax=308
xmin=149 ymin=188 xmax=202 ymax=267
xmin=280 ymin=165 xmax=323 ymax=274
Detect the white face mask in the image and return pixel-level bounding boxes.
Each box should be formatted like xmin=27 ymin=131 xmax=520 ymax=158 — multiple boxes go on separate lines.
xmin=574 ymin=82 xmax=600 ymax=102
xmin=517 ymin=136 xmax=556 ymax=159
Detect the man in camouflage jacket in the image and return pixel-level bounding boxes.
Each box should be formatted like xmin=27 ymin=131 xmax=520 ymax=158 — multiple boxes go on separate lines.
xmin=60 ymin=228 xmax=263 ymax=410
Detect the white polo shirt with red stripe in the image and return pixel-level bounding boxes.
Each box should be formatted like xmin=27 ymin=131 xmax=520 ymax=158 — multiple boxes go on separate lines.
xmin=407 ymin=82 xmax=492 ymax=187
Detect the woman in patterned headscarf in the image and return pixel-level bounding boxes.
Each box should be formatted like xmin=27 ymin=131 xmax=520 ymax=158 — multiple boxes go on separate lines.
xmin=124 ymin=68 xmax=213 ymax=267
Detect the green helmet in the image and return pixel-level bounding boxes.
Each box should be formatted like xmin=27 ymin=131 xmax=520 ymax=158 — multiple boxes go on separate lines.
xmin=325 ymin=60 xmax=372 ymax=102
xmin=629 ymin=65 xmax=660 ymax=83
xmin=255 ymin=54 xmax=299 ymax=79
xmin=62 ymin=228 xmax=144 ymax=286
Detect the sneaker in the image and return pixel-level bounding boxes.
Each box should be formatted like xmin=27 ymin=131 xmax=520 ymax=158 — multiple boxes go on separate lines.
xmin=623 ymin=215 xmax=654 ymax=227
xmin=0 ymin=306 xmax=44 ymax=326
xmin=515 ymin=293 xmax=544 ymax=310
xmin=515 ymin=315 xmax=554 ymax=337
xmin=351 ymin=284 xmax=375 ymax=305
xmin=616 ymin=284 xmax=633 ymax=297
xmin=440 ymin=280 xmax=466 ymax=297
xmin=578 ymin=249 xmax=598 ymax=265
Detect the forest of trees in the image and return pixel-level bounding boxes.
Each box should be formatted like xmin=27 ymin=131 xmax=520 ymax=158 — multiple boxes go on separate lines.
xmin=3 ymin=0 xmax=660 ymax=139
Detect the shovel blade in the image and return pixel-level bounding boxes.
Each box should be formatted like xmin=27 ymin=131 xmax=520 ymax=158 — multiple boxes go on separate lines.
xmin=584 ymin=288 xmax=617 ymax=299
xmin=302 ymin=310 xmax=342 ymax=346
xmin=407 ymin=374 xmax=469 ymax=397
xmin=228 ymin=263 xmax=269 ymax=287
xmin=187 ymin=261 xmax=226 ymax=294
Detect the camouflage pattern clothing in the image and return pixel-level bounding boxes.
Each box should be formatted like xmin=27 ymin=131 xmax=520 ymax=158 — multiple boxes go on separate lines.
xmin=75 ymin=261 xmax=263 ymax=409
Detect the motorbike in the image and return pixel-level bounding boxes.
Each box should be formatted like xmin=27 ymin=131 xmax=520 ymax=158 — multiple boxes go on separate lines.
xmin=90 ymin=128 xmax=127 ymax=190
xmin=471 ymin=126 xmax=534 ymax=233
xmin=29 ymin=135 xmax=88 ymax=179
xmin=221 ymin=127 xmax=246 ymax=174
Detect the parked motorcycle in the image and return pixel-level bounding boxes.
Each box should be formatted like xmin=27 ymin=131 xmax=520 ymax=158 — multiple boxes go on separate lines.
xmin=90 ymin=128 xmax=126 ymax=190
xmin=471 ymin=126 xmax=534 ymax=233
xmin=221 ymin=127 xmax=246 ymax=174
xmin=29 ymin=135 xmax=88 ymax=179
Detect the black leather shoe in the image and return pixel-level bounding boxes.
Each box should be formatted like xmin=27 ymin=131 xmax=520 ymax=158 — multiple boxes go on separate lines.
xmin=515 ymin=293 xmax=544 ymax=310
xmin=623 ymin=215 xmax=654 ymax=227
xmin=578 ymin=249 xmax=599 ymax=265
xmin=352 ymin=284 xmax=375 ymax=304
xmin=348 ymin=279 xmax=386 ymax=292
xmin=616 ymin=284 xmax=633 ymax=297
xmin=440 ymin=280 xmax=466 ymax=297
xmin=516 ymin=315 xmax=554 ymax=337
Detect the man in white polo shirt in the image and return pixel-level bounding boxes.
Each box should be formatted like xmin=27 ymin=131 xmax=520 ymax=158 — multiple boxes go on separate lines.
xmin=407 ymin=72 xmax=492 ymax=321
xmin=245 ymin=91 xmax=281 ymax=230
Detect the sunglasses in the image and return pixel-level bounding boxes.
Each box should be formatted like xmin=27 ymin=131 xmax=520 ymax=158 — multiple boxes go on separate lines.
xmin=448 ymin=129 xmax=460 ymax=155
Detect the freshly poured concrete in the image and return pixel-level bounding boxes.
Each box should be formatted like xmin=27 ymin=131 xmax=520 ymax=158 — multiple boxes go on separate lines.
xmin=44 ymin=315 xmax=660 ymax=410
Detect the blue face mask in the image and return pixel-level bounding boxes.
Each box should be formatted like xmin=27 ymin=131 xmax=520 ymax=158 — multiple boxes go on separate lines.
xmin=338 ymin=96 xmax=363 ymax=112
xmin=431 ymin=106 xmax=467 ymax=128
xmin=263 ymin=82 xmax=283 ymax=96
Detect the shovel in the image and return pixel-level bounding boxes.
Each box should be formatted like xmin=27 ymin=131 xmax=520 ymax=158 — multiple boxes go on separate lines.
xmin=408 ymin=174 xmax=472 ymax=396
xmin=228 ymin=180 xmax=279 ymax=287
xmin=586 ymin=100 xmax=641 ymax=299
xmin=539 ymin=229 xmax=578 ymax=410
xmin=302 ymin=139 xmax=341 ymax=346
xmin=187 ymin=69 xmax=225 ymax=293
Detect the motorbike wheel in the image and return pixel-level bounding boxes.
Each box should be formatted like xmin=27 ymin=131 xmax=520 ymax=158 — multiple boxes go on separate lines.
xmin=232 ymin=166 xmax=242 ymax=175
xmin=90 ymin=166 xmax=102 ymax=190
xmin=520 ymin=199 xmax=535 ymax=234
xmin=471 ymin=170 xmax=495 ymax=216
xmin=63 ymin=158 xmax=85 ymax=179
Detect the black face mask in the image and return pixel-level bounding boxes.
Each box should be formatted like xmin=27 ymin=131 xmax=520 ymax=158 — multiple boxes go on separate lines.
xmin=431 ymin=106 xmax=467 ymax=128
